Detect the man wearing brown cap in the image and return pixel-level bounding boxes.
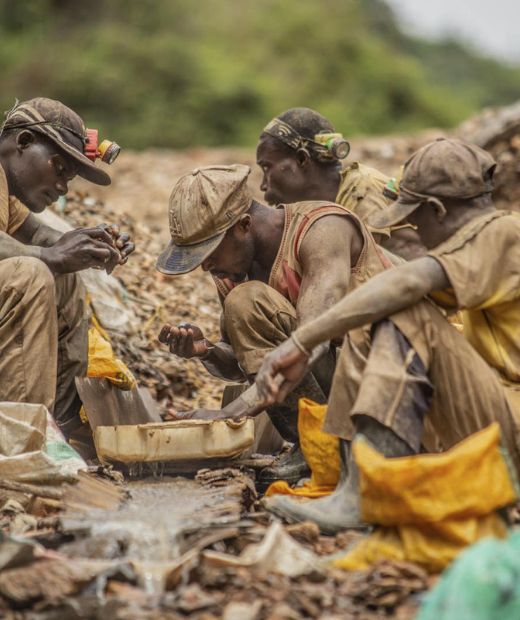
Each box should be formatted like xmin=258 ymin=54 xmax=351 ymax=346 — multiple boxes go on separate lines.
xmin=0 ymin=97 xmax=134 ymax=436
xmin=256 ymin=107 xmax=424 ymax=260
xmin=255 ymin=137 xmax=520 ymax=532
xmin=157 ymin=164 xmax=401 ymax=484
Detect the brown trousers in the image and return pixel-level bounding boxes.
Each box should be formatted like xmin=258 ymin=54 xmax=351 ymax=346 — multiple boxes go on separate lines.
xmin=223 ymin=280 xmax=335 ymax=390
xmin=0 ymin=257 xmax=89 ymax=435
xmin=326 ymin=301 xmax=520 ymax=476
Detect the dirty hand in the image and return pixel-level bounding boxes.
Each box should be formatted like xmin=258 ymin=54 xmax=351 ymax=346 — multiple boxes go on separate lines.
xmin=40 ymin=227 xmax=121 ymax=274
xmin=100 ymin=223 xmax=135 ymax=273
xmin=256 ymin=336 xmax=310 ymax=405
xmin=173 ymin=408 xmax=224 ymax=421
xmin=158 ymin=322 xmax=212 ymax=359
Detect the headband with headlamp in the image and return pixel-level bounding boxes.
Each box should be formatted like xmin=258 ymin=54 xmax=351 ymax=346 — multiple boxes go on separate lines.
xmin=2 ymin=117 xmax=121 ymax=165
xmin=262 ymin=118 xmax=350 ymax=162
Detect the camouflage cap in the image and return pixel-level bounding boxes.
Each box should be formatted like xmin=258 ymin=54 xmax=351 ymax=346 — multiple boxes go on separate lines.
xmin=156 ymin=164 xmax=252 ymax=275
xmin=369 ymin=138 xmax=496 ymax=230
xmin=1 ymin=98 xmax=111 ymax=186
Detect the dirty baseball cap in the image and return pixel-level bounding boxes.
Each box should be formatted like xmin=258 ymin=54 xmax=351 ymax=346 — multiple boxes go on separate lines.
xmin=369 ymin=138 xmax=496 ymax=230
xmin=1 ymin=98 xmax=111 ymax=186
xmin=156 ymin=164 xmax=252 ymax=275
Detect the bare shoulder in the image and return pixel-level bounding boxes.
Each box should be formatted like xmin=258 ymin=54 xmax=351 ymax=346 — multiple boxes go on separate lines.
xmin=299 ymin=214 xmax=362 ymax=264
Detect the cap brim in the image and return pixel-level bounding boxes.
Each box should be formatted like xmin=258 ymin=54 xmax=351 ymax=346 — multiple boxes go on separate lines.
xmin=54 ymin=137 xmax=111 ymax=186
xmin=368 ymin=198 xmax=421 ymax=230
xmin=156 ymin=231 xmax=226 ymax=276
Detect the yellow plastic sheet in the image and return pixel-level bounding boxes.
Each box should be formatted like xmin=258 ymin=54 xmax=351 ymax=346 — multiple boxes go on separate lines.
xmin=265 ymin=398 xmax=340 ymax=498
xmin=334 ymin=423 xmax=517 ymax=573
xmin=87 ymin=318 xmax=136 ymax=391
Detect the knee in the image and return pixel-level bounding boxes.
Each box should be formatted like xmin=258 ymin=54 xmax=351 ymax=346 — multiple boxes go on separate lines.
xmin=224 ymin=281 xmax=273 ymax=319
xmin=12 ymin=256 xmax=54 ymax=294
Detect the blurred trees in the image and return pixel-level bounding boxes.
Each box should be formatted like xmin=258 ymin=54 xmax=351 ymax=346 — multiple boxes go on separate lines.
xmin=0 ymin=0 xmax=519 ymax=149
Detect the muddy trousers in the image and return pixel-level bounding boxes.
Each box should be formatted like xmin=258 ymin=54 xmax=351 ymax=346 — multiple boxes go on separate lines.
xmin=0 ymin=257 xmax=89 ymax=436
xmin=222 ymin=281 xmax=333 ymax=442
xmin=326 ymin=311 xmax=520 ymax=475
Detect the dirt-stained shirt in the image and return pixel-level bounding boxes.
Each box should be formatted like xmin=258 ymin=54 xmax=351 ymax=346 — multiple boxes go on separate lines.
xmin=0 ymin=164 xmax=29 ymax=235
xmin=429 ymin=210 xmax=520 ymax=384
xmin=336 ymin=162 xmax=393 ymax=238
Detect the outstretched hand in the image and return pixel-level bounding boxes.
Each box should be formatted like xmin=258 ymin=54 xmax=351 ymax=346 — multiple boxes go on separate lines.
xmin=256 ymin=336 xmax=311 ymax=405
xmin=158 ymin=322 xmax=211 ymax=359
xmin=172 ymin=408 xmax=231 ymax=421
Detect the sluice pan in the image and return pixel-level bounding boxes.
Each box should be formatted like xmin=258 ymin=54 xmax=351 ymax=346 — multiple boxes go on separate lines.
xmin=93 ymin=418 xmax=255 ymax=464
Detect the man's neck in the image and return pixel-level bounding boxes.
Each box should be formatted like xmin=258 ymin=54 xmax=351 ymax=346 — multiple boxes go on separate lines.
xmin=302 ymin=167 xmax=340 ymax=203
xmin=249 ymin=202 xmax=286 ymax=280
xmin=438 ymin=202 xmax=496 ymax=243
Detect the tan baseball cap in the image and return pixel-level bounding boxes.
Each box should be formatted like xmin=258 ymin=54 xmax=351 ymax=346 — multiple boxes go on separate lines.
xmin=156 ymin=164 xmax=252 ymax=275
xmin=2 ymin=98 xmax=111 ymax=186
xmin=369 ymin=138 xmax=496 ymax=230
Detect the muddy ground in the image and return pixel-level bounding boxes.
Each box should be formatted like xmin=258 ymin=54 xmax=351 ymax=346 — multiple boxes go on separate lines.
xmin=3 ymin=102 xmax=520 ymax=618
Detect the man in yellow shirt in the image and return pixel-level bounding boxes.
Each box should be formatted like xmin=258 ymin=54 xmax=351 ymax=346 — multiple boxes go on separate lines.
xmin=256 ymin=138 xmax=520 ymax=532
xmin=256 ymin=107 xmax=424 ymax=260
xmin=0 ymin=98 xmax=134 ymax=436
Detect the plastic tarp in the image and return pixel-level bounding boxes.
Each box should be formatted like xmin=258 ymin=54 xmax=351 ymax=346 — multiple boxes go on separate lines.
xmin=334 ymin=423 xmax=517 ymax=573
xmin=265 ymin=398 xmax=340 ymax=498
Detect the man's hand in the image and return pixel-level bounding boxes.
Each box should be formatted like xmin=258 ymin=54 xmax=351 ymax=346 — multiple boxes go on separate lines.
xmin=256 ymin=337 xmax=310 ymax=405
xmin=172 ymin=408 xmax=227 ymax=421
xmin=40 ymin=227 xmax=121 ymax=275
xmin=100 ymin=224 xmax=135 ymax=273
xmin=158 ymin=322 xmax=212 ymax=359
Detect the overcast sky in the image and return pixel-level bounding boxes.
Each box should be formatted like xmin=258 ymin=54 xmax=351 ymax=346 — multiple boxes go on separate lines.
xmin=387 ymin=0 xmax=520 ymax=62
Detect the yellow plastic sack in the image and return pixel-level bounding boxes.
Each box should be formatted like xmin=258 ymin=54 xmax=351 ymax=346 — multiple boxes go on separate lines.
xmin=334 ymin=423 xmax=517 ymax=573
xmin=265 ymin=398 xmax=340 ymax=498
xmin=87 ymin=319 xmax=136 ymax=391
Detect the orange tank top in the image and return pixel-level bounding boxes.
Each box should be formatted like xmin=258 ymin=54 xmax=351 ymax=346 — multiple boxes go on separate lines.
xmin=213 ymin=200 xmax=393 ymax=305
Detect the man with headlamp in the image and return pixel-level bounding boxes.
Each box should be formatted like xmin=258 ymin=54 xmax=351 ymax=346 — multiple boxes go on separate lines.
xmin=0 ymin=97 xmax=133 ymax=437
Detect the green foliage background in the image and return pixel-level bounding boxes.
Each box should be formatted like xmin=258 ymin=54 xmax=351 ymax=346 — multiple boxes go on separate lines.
xmin=0 ymin=0 xmax=519 ymax=149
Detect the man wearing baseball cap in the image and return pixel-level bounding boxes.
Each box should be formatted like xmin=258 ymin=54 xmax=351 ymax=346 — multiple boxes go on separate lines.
xmin=157 ymin=164 xmax=405 ymax=485
xmin=256 ymin=137 xmax=520 ymax=532
xmin=0 ymin=97 xmax=134 ymax=437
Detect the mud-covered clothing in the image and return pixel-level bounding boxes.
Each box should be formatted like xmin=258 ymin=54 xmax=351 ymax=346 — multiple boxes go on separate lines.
xmin=0 ymin=257 xmax=88 ymax=435
xmin=336 ymin=162 xmax=393 ymax=238
xmin=325 ymin=297 xmax=520 ymax=475
xmin=0 ymin=168 xmax=88 ymax=435
xmin=325 ymin=209 xmax=520 ymax=476
xmin=213 ymin=200 xmax=393 ymax=377
xmin=0 ymin=163 xmax=30 ymax=234
xmin=429 ymin=210 xmax=520 ymax=385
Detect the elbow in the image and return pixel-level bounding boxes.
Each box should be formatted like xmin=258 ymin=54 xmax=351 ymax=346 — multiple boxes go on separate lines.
xmin=395 ymin=269 xmax=427 ymax=306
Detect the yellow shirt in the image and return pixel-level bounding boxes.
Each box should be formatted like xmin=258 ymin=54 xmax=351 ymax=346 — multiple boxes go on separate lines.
xmin=335 ymin=162 xmax=393 ymax=237
xmin=0 ymin=164 xmax=30 ymax=235
xmin=430 ymin=210 xmax=520 ymax=384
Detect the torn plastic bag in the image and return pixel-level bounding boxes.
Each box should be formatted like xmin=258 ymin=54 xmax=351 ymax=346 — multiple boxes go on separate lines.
xmin=265 ymin=398 xmax=340 ymax=499
xmin=334 ymin=423 xmax=518 ymax=573
xmin=0 ymin=402 xmax=86 ymax=483
xmin=417 ymin=531 xmax=520 ymax=620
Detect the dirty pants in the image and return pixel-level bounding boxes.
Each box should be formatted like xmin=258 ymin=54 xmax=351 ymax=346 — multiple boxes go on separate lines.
xmin=222 ymin=281 xmax=334 ymax=441
xmin=325 ymin=302 xmax=520 ymax=475
xmin=0 ymin=257 xmax=89 ymax=436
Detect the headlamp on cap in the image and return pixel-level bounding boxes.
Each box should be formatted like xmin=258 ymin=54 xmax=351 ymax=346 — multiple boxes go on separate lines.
xmin=313 ymin=133 xmax=350 ymax=160
xmin=85 ymin=128 xmax=121 ymax=165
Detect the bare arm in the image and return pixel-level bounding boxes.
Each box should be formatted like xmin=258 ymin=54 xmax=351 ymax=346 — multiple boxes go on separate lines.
xmin=13 ymin=213 xmax=62 ymax=247
xmin=296 ymin=256 xmax=449 ymax=350
xmin=256 ymin=256 xmax=450 ymax=403
xmin=158 ymin=323 xmax=245 ymax=382
xmin=296 ymin=214 xmax=360 ymax=345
